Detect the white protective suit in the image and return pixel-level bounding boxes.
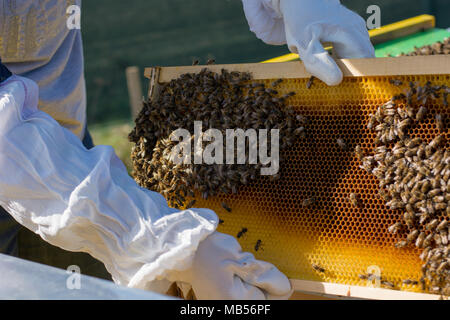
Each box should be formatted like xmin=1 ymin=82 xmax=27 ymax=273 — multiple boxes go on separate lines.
xmin=0 ymin=75 xmax=292 ymax=299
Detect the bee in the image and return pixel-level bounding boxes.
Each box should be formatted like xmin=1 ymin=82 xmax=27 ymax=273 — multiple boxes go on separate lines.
xmin=349 ymin=193 xmax=359 ymax=207
xmin=251 ymin=82 xmax=265 ymax=88
xmin=389 ymin=79 xmax=403 ymax=86
xmin=296 ymin=114 xmax=307 ymax=124
xmin=420 ymin=179 xmax=431 ymax=193
xmin=206 ymin=59 xmax=216 ymax=65
xmin=419 ymin=277 xmax=426 ymax=291
xmin=406 ymin=137 xmax=422 ymax=148
xmin=336 ymin=138 xmax=347 ymax=150
xmin=425 ymin=145 xmax=434 ymax=158
xmin=437 ymin=220 xmax=448 ymax=231
xmin=312 ymin=263 xmax=325 ymax=273
xmin=281 ymin=91 xmax=296 ymax=100
xmin=395 ymin=240 xmax=408 ymax=248
xmin=355 ymin=145 xmax=365 ymax=160
xmin=435 ymin=202 xmax=447 ymax=211
xmin=392 ymin=146 xmax=406 ymax=158
xmin=255 ymin=239 xmax=263 ymax=251
xmin=237 ymin=227 xmax=248 ymax=239
xmin=358 ymin=274 xmax=368 ymax=280
xmin=423 ymin=234 xmax=433 ymax=248
xmin=429 ymin=134 xmax=446 ymax=149
xmin=397 ymin=107 xmax=408 ymax=119
xmin=398 ymin=117 xmax=412 ymax=130
xmin=186 ymin=199 xmax=196 ymax=209
xmin=379 ymin=189 xmax=390 ymax=201
xmin=407 ymin=230 xmax=419 ymax=243
xmin=402 ymin=279 xmax=418 ymax=286
xmin=440 ymin=230 xmax=448 ymax=245
xmin=388 ymin=222 xmax=403 ymax=234
xmin=428 ymin=188 xmax=442 ymax=198
xmin=271 ymin=79 xmax=283 ymax=87
xmin=405 ymin=104 xmax=416 ymax=119
xmin=306 ymin=76 xmax=315 ymax=89
xmin=436 ymin=114 xmax=445 ymax=131
xmin=416 ymin=106 xmax=427 ymax=121
xmin=418 ymin=210 xmax=431 ymax=225
xmin=219 ymin=219 xmax=224 ymax=225
xmin=419 ymin=247 xmax=431 ymax=261
xmin=294 ymin=126 xmax=306 ymax=137
xmin=266 ymin=88 xmax=278 ymax=95
xmin=367 ymin=273 xmax=381 ymax=281
xmin=367 ymin=114 xmax=377 ymax=130
xmin=392 ymin=93 xmax=406 ymax=101
xmin=221 ymin=202 xmax=232 ymax=213
xmin=192 ymin=59 xmax=200 ymax=66
xmin=375 ymin=123 xmax=387 ymax=132
xmin=382 ymin=281 xmax=395 ymax=289
xmin=302 ymin=197 xmax=316 ymax=208
xmin=386 ymin=199 xmax=404 ymax=210
xmin=268 ymin=173 xmax=281 ymax=182
xmin=418 ymin=165 xmax=431 ymax=176
xmin=402 ymin=201 xmax=413 ymax=219
xmin=437 ymin=261 xmax=448 ymax=273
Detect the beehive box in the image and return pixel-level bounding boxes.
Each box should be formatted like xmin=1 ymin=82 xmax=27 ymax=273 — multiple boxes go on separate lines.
xmin=144 ymin=56 xmax=449 ymax=299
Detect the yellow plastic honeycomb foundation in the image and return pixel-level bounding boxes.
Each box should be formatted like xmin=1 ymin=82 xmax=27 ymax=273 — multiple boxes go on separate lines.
xmin=184 ymin=74 xmax=449 ymax=294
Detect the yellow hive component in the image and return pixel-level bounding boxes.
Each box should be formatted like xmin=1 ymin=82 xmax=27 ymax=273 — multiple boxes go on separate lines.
xmin=184 ymin=74 xmax=449 ymax=294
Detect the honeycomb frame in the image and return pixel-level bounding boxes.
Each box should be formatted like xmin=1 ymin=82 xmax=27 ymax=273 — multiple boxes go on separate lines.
xmin=144 ymin=56 xmax=450 ymax=297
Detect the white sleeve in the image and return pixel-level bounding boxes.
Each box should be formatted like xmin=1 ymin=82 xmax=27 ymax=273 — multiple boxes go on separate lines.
xmin=241 ymin=0 xmax=286 ymax=45
xmin=0 ymin=75 xmax=218 ymax=290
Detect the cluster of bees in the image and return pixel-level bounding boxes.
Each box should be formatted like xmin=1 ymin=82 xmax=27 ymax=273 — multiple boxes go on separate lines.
xmin=358 ymin=273 xmax=397 ymax=289
xmin=356 ymin=80 xmax=449 ymax=296
xmin=399 ymin=38 xmax=450 ymax=56
xmin=129 ymin=68 xmax=305 ymax=211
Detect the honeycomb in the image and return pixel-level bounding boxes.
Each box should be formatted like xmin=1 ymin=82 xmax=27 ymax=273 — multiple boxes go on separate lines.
xmin=183 ymin=74 xmax=449 ymax=294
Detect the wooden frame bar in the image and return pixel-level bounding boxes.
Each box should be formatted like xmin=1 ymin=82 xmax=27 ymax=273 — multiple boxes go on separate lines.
xmin=145 ymin=55 xmax=450 ymax=86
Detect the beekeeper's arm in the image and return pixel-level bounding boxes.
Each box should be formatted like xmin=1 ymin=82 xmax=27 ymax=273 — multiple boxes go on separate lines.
xmin=242 ymin=0 xmax=375 ymax=85
xmin=0 ymin=71 xmax=291 ymax=300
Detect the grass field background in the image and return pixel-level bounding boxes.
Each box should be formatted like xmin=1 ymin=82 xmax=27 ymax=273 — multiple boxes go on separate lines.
xmin=83 ymin=0 xmax=449 ymax=167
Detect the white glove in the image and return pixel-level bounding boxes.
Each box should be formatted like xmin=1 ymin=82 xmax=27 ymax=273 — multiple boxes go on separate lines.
xmin=0 ymin=75 xmax=217 ymax=292
xmin=167 ymin=232 xmax=293 ymax=300
xmin=0 ymin=75 xmax=292 ymax=300
xmin=242 ymin=0 xmax=375 ymax=85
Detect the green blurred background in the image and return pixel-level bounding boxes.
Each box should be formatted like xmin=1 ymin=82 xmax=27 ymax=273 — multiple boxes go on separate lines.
xmin=83 ymin=0 xmax=449 ymax=167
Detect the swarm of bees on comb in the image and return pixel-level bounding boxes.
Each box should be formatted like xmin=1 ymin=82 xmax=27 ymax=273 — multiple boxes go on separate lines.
xmin=129 ymin=68 xmax=305 ymax=210
xmin=356 ymin=80 xmax=449 ymax=296
xmin=399 ymin=38 xmax=450 ymax=56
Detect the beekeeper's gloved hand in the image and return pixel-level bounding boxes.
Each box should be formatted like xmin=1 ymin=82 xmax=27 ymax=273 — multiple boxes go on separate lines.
xmin=242 ymin=0 xmax=375 ymax=85
xmin=167 ymin=232 xmax=292 ymax=300
xmin=0 ymin=74 xmax=291 ymax=300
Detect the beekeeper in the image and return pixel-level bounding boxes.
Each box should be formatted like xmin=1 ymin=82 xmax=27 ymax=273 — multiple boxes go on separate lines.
xmin=0 ymin=0 xmax=374 ymax=299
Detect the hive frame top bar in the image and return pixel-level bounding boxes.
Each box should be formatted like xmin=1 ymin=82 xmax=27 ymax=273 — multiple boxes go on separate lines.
xmin=144 ymin=56 xmax=450 ymax=84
